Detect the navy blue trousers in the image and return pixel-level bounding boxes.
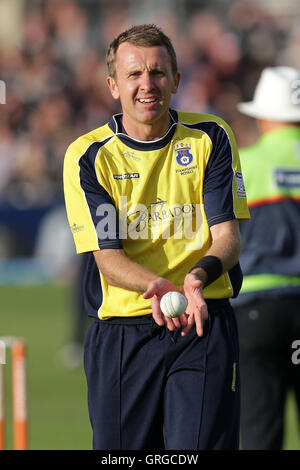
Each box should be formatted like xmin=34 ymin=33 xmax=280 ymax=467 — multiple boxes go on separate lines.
xmin=84 ymin=300 xmax=240 ymax=450
xmin=235 ymin=296 xmax=300 ymax=450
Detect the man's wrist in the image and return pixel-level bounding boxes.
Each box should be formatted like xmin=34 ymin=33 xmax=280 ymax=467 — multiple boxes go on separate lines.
xmin=188 ymin=256 xmax=223 ymax=287
xmin=144 ymin=276 xmax=164 ymax=291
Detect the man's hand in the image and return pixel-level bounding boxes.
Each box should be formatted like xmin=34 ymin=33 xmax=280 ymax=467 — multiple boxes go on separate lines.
xmin=143 ymin=278 xmax=188 ymax=331
xmin=182 ymin=273 xmax=208 ymax=337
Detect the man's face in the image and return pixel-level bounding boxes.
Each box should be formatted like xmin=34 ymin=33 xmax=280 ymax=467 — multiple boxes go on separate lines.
xmin=107 ymin=42 xmax=180 ymax=136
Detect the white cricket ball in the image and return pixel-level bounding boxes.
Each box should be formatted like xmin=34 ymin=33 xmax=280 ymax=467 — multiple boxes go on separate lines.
xmin=160 ymin=291 xmax=187 ymax=318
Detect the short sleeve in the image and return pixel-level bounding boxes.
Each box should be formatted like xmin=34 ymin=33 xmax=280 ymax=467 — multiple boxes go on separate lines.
xmin=203 ymin=121 xmax=250 ymax=227
xmin=63 ymin=140 xmax=123 ymax=254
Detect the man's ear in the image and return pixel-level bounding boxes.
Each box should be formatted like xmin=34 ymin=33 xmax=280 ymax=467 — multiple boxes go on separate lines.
xmin=172 ymin=72 xmax=181 ymax=94
xmin=107 ymin=76 xmax=120 ymax=100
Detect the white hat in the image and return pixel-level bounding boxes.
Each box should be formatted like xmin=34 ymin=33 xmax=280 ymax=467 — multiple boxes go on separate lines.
xmin=237 ymin=66 xmax=300 ymax=122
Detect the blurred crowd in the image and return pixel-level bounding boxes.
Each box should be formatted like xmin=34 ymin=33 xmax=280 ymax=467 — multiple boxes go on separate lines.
xmin=0 ymin=0 xmax=300 ymax=209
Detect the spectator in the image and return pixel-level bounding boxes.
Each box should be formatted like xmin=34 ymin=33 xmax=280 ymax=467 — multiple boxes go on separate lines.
xmin=0 ymin=0 xmax=298 ymax=238
xmin=232 ymin=66 xmax=300 ymax=450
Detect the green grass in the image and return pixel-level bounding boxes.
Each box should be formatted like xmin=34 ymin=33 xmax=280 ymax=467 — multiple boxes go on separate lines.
xmin=1 ymin=284 xmax=299 ymax=450
xmin=283 ymin=391 xmax=300 ymax=449
xmin=1 ymin=284 xmax=92 ymax=450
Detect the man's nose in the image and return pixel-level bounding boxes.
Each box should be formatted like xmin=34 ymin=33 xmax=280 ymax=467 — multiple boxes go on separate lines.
xmin=140 ymin=72 xmax=154 ymax=91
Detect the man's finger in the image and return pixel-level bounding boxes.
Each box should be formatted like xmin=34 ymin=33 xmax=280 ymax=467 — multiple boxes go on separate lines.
xmin=170 ymin=316 xmax=181 ymax=329
xmin=195 ymin=304 xmax=209 ymax=336
xmin=194 ymin=307 xmax=204 ymax=337
xmin=164 ymin=315 xmax=177 ymax=331
xmin=181 ymin=313 xmax=195 ymax=336
xmin=191 ymin=278 xmax=203 ymax=288
xmin=143 ymin=285 xmax=155 ymax=299
xmin=179 ymin=312 xmax=188 ymax=327
xmin=151 ymin=294 xmax=165 ymax=326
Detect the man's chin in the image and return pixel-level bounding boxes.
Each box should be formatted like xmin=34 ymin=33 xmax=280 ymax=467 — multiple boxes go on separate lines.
xmin=136 ymin=107 xmax=169 ymax=125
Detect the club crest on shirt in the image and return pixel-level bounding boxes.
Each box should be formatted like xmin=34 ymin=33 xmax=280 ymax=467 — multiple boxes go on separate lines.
xmin=174 ymin=143 xmax=193 ymax=167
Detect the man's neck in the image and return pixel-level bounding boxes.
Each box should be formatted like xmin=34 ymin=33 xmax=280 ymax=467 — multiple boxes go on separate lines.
xmin=257 ymin=119 xmax=299 ymax=135
xmin=121 ymin=113 xmax=171 ymax=141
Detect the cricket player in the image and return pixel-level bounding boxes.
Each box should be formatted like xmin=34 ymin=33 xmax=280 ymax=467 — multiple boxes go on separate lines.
xmin=63 ymin=24 xmax=250 ymax=450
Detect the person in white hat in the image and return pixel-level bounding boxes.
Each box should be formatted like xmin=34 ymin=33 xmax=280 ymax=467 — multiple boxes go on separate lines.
xmin=232 ymin=66 xmax=300 ymax=450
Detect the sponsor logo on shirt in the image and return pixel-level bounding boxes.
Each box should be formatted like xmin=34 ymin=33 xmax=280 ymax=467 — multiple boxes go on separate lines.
xmin=71 ymin=223 xmax=84 ymax=233
xmin=122 ymin=150 xmax=141 ymax=162
xmin=235 ymin=171 xmax=246 ymax=197
xmin=114 ymin=173 xmax=140 ymax=180
xmin=95 ymin=197 xmax=205 ymax=249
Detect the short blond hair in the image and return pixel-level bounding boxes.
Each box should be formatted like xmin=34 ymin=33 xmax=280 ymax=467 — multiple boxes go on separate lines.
xmin=106 ymin=24 xmax=178 ymax=78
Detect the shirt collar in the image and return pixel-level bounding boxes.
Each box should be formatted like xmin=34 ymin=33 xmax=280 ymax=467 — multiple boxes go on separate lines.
xmin=108 ymin=109 xmax=178 ymax=151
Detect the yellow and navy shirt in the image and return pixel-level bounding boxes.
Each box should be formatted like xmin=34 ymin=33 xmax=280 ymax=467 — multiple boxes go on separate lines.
xmin=63 ymin=109 xmax=250 ymax=319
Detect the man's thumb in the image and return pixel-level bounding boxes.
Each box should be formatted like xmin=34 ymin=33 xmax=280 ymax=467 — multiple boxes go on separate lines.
xmin=143 ymin=285 xmax=155 ymax=299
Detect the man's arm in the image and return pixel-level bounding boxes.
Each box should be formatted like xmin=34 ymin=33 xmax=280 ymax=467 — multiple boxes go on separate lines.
xmin=93 ymin=249 xmax=159 ymax=292
xmin=189 ymin=219 xmax=241 ymax=285
xmin=93 ymin=249 xmax=187 ymax=330
xmin=182 ymin=219 xmax=242 ymax=337
xmin=93 ymin=219 xmax=241 ymax=335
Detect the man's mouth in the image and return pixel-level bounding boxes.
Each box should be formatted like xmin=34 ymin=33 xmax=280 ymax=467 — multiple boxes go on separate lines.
xmin=137 ymin=97 xmax=158 ymax=104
